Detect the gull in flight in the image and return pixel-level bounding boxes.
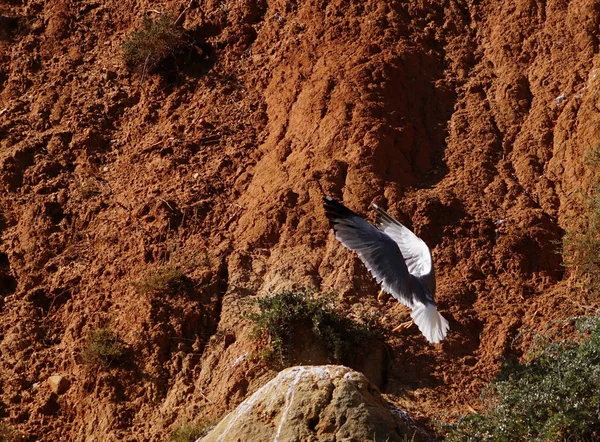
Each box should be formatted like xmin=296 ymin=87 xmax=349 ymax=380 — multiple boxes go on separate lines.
xmin=323 ymin=195 xmax=449 ymax=344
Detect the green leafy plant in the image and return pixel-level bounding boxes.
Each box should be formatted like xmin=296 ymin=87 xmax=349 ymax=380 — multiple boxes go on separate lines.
xmin=562 ymin=148 xmax=600 ymax=296
xmin=123 ymin=14 xmax=186 ymax=72
xmin=445 ymin=315 xmax=600 ymax=441
xmin=248 ymin=290 xmax=383 ymax=368
xmin=81 ymin=328 xmax=126 ymax=367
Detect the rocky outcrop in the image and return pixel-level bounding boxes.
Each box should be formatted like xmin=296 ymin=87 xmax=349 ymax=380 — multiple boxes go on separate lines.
xmin=200 ymin=365 xmax=426 ymax=442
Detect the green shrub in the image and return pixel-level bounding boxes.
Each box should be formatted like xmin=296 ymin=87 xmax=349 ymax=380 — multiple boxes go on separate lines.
xmin=445 ymin=315 xmax=600 ymax=441
xmin=123 ymin=14 xmax=186 ymax=72
xmin=81 ymin=328 xmax=126 ymax=367
xmin=133 ymin=265 xmax=187 ymax=296
xmin=248 ymin=290 xmax=382 ymax=368
xmin=563 ymin=148 xmax=600 ymax=296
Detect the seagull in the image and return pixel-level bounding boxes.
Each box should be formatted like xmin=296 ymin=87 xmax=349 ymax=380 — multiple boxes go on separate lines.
xmin=323 ymin=195 xmax=449 ymax=344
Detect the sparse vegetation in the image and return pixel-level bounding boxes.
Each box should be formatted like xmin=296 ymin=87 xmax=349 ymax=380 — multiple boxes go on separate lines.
xmin=248 ymin=290 xmax=383 ymax=368
xmin=445 ymin=315 xmax=600 ymax=441
xmin=169 ymin=419 xmax=216 ymax=442
xmin=79 ymin=177 xmax=104 ymax=198
xmin=122 ymin=14 xmax=186 ymax=72
xmin=0 ymin=421 xmax=14 ymax=442
xmin=133 ymin=264 xmax=188 ymax=296
xmin=562 ymin=148 xmax=600 ymax=297
xmin=81 ymin=328 xmax=126 ymax=367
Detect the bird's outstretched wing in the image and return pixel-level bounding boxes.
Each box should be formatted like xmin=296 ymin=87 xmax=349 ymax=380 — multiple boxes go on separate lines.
xmin=372 ymin=204 xmax=435 ymax=295
xmin=323 ymin=196 xmax=414 ymax=308
xmin=324 ymin=196 xmax=449 ymax=344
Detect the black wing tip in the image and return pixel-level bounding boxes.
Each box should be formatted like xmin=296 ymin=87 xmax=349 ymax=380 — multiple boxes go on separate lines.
xmin=372 ymin=204 xmax=399 ymax=226
xmin=372 ymin=203 xmax=388 ymax=215
xmin=323 ymin=195 xmax=339 ymax=207
xmin=322 ymin=195 xmax=342 ymax=210
xmin=322 ymin=194 xmax=340 ymax=212
xmin=322 ymin=195 xmax=360 ymax=224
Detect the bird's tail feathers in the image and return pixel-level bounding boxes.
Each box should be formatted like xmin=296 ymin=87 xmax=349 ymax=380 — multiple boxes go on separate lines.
xmin=411 ymin=302 xmax=449 ymax=344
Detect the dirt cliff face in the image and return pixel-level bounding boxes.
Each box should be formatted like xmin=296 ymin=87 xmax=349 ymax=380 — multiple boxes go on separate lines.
xmin=1 ymin=0 xmax=599 ymax=440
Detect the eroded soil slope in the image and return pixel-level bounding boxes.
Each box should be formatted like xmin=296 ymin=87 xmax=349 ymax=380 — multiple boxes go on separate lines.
xmin=1 ymin=0 xmax=600 ymax=440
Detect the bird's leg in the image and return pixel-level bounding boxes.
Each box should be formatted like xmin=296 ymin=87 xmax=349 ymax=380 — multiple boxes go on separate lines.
xmin=392 ymin=319 xmax=414 ymax=333
xmin=377 ymin=289 xmax=391 ymax=303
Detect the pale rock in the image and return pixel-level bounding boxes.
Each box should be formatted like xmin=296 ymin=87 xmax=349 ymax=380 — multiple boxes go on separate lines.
xmin=47 ymin=375 xmax=70 ymax=395
xmin=200 ymin=365 xmax=427 ymax=442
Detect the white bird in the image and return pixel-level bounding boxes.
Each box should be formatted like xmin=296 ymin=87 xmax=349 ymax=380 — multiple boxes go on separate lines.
xmin=323 ymin=195 xmax=449 ymax=344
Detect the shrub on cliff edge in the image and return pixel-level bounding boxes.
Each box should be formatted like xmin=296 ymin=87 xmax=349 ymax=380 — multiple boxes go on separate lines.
xmin=446 ymin=315 xmax=600 ymax=441
xmin=248 ymin=290 xmax=382 ymax=368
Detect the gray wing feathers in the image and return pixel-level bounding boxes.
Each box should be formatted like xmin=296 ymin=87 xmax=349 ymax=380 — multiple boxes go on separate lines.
xmin=373 ymin=204 xmax=435 ymax=294
xmin=323 ymin=197 xmax=414 ymax=307
xmin=324 ymin=197 xmax=449 ymax=343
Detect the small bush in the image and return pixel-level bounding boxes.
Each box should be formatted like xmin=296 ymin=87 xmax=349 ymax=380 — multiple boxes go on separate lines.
xmin=562 ymin=148 xmax=600 ymax=296
xmin=123 ymin=14 xmax=186 ymax=72
xmin=445 ymin=315 xmax=600 ymax=441
xmin=81 ymin=328 xmax=126 ymax=367
xmin=248 ymin=290 xmax=382 ymax=368
xmin=133 ymin=265 xmax=187 ymax=296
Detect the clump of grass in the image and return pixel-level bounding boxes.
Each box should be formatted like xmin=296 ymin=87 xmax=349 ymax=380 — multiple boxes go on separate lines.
xmin=248 ymin=290 xmax=382 ymax=368
xmin=123 ymin=14 xmax=186 ymax=72
xmin=133 ymin=265 xmax=187 ymax=296
xmin=79 ymin=177 xmax=104 ymax=198
xmin=81 ymin=328 xmax=126 ymax=367
xmin=563 ymin=148 xmax=600 ymax=296
xmin=169 ymin=420 xmax=214 ymax=442
xmin=445 ymin=315 xmax=600 ymax=441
